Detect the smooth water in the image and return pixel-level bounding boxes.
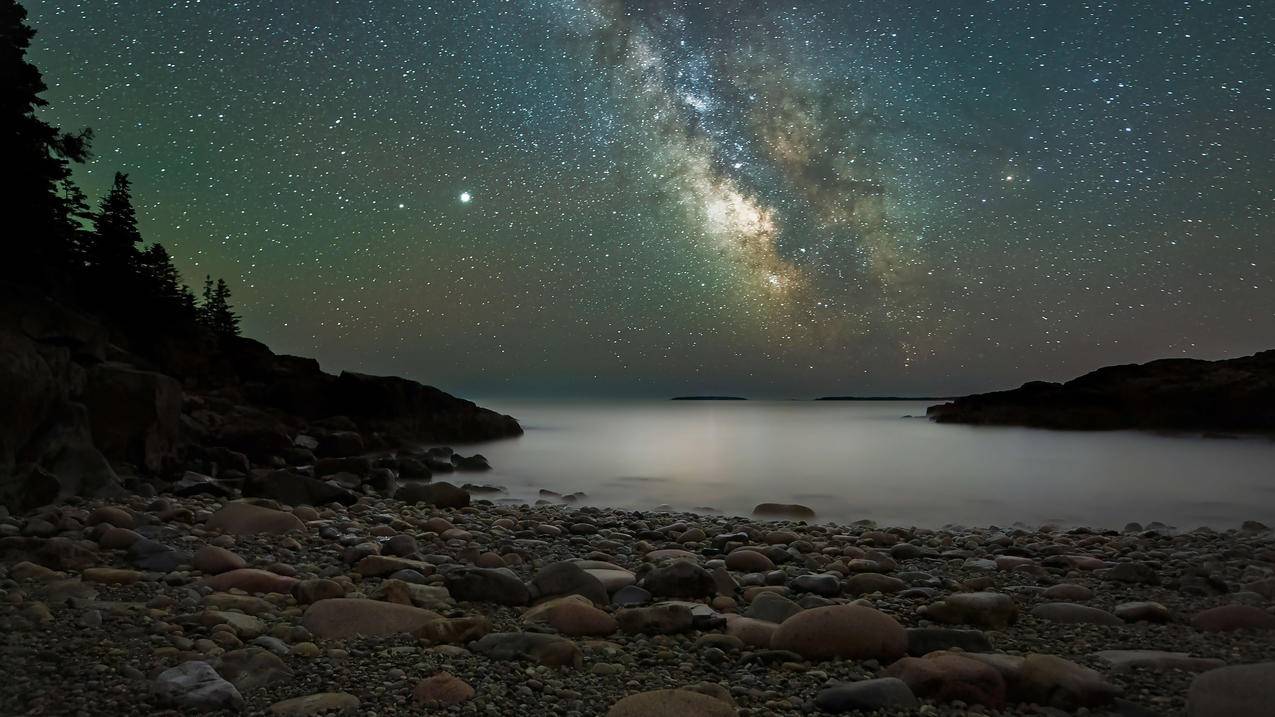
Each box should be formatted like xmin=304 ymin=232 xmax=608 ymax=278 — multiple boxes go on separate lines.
xmin=461 ymin=400 xmax=1275 ymax=530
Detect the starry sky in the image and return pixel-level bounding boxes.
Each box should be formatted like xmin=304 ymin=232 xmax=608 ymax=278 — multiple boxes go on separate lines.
xmin=26 ymin=0 xmax=1275 ymax=397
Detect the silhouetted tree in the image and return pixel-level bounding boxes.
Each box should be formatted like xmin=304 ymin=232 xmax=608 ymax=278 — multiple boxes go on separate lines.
xmin=199 ymin=275 xmax=239 ymax=337
xmin=88 ymin=172 xmax=142 ymax=274
xmin=1 ymin=0 xmax=92 ymax=286
xmin=137 ymin=242 xmax=197 ymax=324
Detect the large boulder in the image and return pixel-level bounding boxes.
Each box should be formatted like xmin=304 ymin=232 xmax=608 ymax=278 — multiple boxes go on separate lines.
xmin=206 ymin=502 xmax=306 ymax=535
xmin=529 ymin=561 xmax=609 ymax=605
xmin=152 ymin=661 xmax=244 ymax=712
xmin=642 ymin=559 xmax=717 ymax=598
xmin=606 ymin=689 xmax=737 ymax=716
xmin=470 ymin=632 xmax=582 ymax=668
xmin=395 ymin=481 xmax=470 ymax=508
xmin=444 ymin=567 xmax=529 ymax=605
xmin=81 ymin=363 xmax=182 ymax=473
xmin=301 ymin=598 xmax=443 ymax=639
xmin=1187 ymin=662 xmax=1275 ymax=717
xmin=0 ymin=326 xmax=118 ymax=511
xmin=771 ymin=605 xmax=907 ymax=662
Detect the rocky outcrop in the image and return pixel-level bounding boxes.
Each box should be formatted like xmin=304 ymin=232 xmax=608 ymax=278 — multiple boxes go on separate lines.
xmin=0 ymin=281 xmax=520 ymax=510
xmin=0 ymin=284 xmax=120 ymax=511
xmin=927 ymin=350 xmax=1275 ymax=433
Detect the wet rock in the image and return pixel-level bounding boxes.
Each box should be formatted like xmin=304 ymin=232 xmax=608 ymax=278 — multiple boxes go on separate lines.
xmin=1099 ymin=561 xmax=1160 ymax=585
xmin=152 ymin=661 xmax=244 ymax=712
xmin=771 ymin=604 xmax=907 ymax=662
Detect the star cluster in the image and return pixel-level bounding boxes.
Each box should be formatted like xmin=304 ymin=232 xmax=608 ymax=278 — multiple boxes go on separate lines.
xmin=27 ymin=0 xmax=1275 ymax=396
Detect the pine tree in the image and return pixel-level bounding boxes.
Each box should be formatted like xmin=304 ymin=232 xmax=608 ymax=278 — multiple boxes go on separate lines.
xmin=89 ymin=172 xmax=142 ymax=273
xmin=1 ymin=0 xmax=92 ymax=285
xmin=208 ymin=278 xmax=240 ymax=337
xmin=198 ymin=274 xmax=239 ymax=337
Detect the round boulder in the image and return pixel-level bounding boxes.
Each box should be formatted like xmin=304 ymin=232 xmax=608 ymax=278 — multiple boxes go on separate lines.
xmin=771 ymin=604 xmax=906 ymax=662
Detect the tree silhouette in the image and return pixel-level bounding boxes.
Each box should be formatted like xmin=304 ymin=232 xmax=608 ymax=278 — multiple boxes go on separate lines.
xmin=1 ymin=0 xmax=92 ymax=286
xmin=89 ymin=172 xmax=142 ymax=274
xmin=199 ymin=275 xmax=240 ymax=337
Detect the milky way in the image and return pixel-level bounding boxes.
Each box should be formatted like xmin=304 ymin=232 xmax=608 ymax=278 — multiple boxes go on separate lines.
xmin=27 ymin=0 xmax=1275 ymax=396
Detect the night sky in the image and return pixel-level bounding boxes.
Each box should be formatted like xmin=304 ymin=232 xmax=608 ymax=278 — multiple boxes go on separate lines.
xmin=26 ymin=0 xmax=1275 ymax=397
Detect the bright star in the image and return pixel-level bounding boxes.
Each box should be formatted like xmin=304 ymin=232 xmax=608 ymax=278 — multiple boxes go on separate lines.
xmin=459 ymin=192 xmax=472 ymax=203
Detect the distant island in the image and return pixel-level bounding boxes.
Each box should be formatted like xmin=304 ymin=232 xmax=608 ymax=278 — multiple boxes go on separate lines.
xmin=927 ymin=349 xmax=1275 ymax=434
xmin=816 ymin=396 xmax=952 ymax=401
xmin=670 ymin=396 xmax=748 ymax=401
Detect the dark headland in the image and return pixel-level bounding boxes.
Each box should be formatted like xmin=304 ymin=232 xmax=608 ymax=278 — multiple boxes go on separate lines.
xmin=816 ymin=396 xmax=952 ymax=401
xmin=928 ymin=349 xmax=1275 ymax=434
xmin=670 ymin=396 xmax=748 ymax=401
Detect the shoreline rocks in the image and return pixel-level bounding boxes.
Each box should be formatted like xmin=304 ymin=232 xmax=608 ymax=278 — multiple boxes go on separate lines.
xmin=1 ymin=491 xmax=1273 ymax=716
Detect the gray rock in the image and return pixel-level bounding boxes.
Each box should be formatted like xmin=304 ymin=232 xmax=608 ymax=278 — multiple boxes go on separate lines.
xmin=815 ymin=678 xmax=919 ymax=713
xmin=528 ymin=561 xmax=608 ymax=605
xmin=152 ymin=661 xmax=244 ymax=712
xmin=791 ymin=573 xmax=841 ymax=597
xmin=745 ymin=591 xmax=803 ymax=624
xmin=444 ymin=567 xmax=529 ymax=605
xmin=612 ymin=585 xmax=651 ymax=607
xmin=642 ymin=559 xmax=716 ymax=598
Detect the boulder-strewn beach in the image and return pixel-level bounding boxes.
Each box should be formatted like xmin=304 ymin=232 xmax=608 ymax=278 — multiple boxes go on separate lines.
xmin=2 ymin=479 xmax=1273 ymax=716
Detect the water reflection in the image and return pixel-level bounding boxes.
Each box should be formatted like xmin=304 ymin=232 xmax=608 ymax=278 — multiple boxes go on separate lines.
xmin=460 ymin=400 xmax=1275 ymax=530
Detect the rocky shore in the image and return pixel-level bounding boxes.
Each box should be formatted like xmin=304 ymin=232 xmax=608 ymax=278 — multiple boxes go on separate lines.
xmin=927 ymin=349 xmax=1275 ymax=434
xmin=2 ymin=478 xmax=1274 ymax=716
